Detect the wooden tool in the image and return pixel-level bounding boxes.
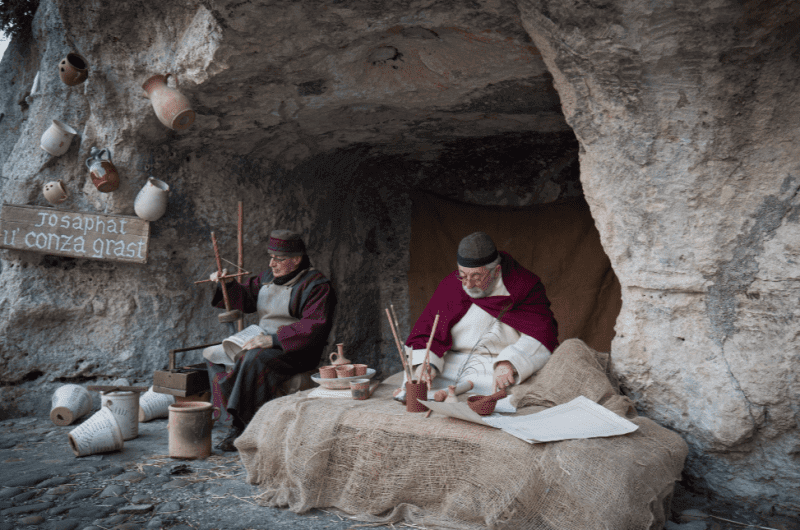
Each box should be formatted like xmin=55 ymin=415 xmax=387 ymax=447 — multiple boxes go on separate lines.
xmin=211 ymin=231 xmax=242 ymax=324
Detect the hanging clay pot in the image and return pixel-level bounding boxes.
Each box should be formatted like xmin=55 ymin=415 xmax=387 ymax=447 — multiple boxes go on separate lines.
xmin=43 ymin=180 xmax=68 ymax=205
xmin=134 ymin=177 xmax=170 ymax=221
xmin=142 ymin=73 xmax=195 ymax=131
xmin=40 ymin=119 xmax=77 ymax=156
xmin=85 ymin=147 xmax=120 ymax=193
xmin=58 ymin=52 xmax=89 ymax=86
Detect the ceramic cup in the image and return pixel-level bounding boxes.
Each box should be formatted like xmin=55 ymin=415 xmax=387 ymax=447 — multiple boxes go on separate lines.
xmin=335 ymin=364 xmax=355 ymax=378
xmin=353 ymin=364 xmax=368 ymax=376
xmin=318 ymin=365 xmax=337 ymax=379
xmin=68 ymin=407 xmax=124 ymax=457
xmin=41 ymin=119 xmax=77 ymax=156
xmin=43 ymin=180 xmax=68 ymax=205
xmin=350 ymin=379 xmax=371 ymax=400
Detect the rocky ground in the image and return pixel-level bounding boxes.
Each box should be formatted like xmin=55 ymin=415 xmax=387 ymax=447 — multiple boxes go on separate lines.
xmin=0 ymin=414 xmax=796 ymax=530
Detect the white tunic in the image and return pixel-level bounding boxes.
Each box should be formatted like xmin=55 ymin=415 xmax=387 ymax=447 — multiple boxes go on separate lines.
xmin=406 ymin=275 xmax=551 ymax=395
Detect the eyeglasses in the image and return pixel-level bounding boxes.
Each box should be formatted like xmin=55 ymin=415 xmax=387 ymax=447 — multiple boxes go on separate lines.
xmin=269 ymin=255 xmax=289 ymax=263
xmin=456 ymin=270 xmax=490 ymax=283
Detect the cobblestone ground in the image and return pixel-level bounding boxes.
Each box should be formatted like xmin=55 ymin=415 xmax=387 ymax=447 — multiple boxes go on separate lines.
xmin=0 ymin=415 xmax=797 ymax=530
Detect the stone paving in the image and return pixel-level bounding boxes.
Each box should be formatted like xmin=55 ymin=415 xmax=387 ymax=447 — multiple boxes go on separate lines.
xmin=0 ymin=415 xmax=797 ymax=530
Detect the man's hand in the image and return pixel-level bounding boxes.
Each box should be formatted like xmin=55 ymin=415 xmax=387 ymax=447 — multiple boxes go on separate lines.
xmin=210 ymin=268 xmax=232 ymax=283
xmin=242 ymin=334 xmax=273 ymax=351
xmin=413 ymin=363 xmax=436 ymax=389
xmin=494 ymin=361 xmax=516 ymax=393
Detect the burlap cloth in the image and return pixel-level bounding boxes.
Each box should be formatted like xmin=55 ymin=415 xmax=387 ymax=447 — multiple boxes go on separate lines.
xmin=237 ymin=339 xmax=688 ymax=530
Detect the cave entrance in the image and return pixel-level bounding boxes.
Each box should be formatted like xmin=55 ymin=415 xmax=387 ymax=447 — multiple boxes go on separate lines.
xmin=408 ymin=187 xmax=621 ymax=353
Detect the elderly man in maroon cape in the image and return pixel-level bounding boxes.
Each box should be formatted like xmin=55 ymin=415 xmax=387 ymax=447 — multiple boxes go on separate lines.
xmin=401 ymin=232 xmax=558 ymax=396
xmin=205 ymin=229 xmax=335 ymax=452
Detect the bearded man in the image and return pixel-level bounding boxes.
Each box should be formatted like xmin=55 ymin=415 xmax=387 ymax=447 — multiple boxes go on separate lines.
xmin=402 ymin=231 xmax=558 ymax=396
xmin=204 ymin=229 xmax=336 ymax=451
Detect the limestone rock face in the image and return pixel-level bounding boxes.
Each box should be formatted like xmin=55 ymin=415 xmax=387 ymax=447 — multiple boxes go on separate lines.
xmin=0 ymin=0 xmax=797 ymax=513
xmin=518 ymin=0 xmax=800 ymax=511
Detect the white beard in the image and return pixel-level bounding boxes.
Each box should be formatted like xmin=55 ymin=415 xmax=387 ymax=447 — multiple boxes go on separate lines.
xmin=462 ymin=271 xmax=499 ymax=299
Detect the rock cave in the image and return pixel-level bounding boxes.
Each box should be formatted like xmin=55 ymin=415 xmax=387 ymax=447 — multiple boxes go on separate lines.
xmin=0 ymin=0 xmax=798 ymax=517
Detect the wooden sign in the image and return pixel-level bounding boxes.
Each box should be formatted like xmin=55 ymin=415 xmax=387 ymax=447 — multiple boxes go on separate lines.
xmin=0 ymin=204 xmax=150 ymax=263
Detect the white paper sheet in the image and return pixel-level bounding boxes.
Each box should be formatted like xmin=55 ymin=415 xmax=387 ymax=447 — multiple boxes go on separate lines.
xmin=422 ymin=395 xmax=638 ymax=444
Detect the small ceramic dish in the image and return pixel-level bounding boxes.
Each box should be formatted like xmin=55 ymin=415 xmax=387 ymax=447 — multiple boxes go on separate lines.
xmin=311 ymin=368 xmax=376 ymax=390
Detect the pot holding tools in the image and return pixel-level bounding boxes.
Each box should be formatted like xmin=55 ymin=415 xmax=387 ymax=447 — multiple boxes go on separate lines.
xmin=85 ymin=147 xmax=120 ymax=193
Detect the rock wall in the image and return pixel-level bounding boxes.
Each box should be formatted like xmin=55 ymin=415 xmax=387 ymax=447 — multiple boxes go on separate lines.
xmin=1 ymin=0 xmax=797 ymax=513
xmin=518 ymin=0 xmax=800 ymax=511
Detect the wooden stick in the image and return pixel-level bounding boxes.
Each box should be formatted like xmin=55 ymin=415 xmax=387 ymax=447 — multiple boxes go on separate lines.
xmin=385 ymin=308 xmax=413 ymax=381
xmin=193 ymin=271 xmax=251 ymax=284
xmin=236 ymin=201 xmax=244 ymax=332
xmin=422 ymin=313 xmax=440 ymax=386
xmin=389 ymin=304 xmax=412 ymax=377
xmin=211 ymin=232 xmax=232 ymax=311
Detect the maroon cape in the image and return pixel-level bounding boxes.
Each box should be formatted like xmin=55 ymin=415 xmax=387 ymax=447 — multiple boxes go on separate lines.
xmin=406 ymin=252 xmax=559 ymax=357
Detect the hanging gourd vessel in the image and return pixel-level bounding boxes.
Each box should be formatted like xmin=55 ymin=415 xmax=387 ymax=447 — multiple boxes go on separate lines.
xmin=142 ymin=73 xmax=195 ymax=131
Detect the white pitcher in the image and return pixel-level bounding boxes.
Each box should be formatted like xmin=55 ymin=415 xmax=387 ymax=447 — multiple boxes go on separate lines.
xmin=134 ymin=177 xmax=170 ymax=221
xmin=40 ymin=119 xmax=77 ymax=156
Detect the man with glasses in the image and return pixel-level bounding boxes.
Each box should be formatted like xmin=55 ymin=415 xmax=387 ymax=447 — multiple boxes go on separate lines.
xmin=401 ymin=231 xmax=558 ymax=397
xmin=204 ymin=229 xmax=335 ymax=451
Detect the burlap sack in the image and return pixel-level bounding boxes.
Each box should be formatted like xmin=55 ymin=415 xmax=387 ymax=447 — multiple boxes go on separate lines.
xmin=238 ymin=339 xmax=688 ymax=530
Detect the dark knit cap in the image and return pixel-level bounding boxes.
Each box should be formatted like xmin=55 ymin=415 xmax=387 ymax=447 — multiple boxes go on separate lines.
xmin=457 ymin=231 xmax=498 ymax=267
xmin=268 ymin=229 xmax=306 ymax=257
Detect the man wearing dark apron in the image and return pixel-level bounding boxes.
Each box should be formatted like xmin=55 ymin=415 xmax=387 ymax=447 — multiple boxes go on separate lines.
xmin=204 ymin=230 xmax=336 ymax=451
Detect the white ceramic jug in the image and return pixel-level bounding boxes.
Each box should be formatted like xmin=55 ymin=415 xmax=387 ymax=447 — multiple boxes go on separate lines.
xmin=134 ymin=177 xmax=170 ymax=221
xmin=40 ymin=119 xmax=77 ymax=156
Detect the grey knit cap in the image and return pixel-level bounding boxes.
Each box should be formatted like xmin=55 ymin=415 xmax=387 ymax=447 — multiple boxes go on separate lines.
xmin=268 ymin=229 xmax=306 ymax=257
xmin=457 ymin=231 xmax=498 ymax=267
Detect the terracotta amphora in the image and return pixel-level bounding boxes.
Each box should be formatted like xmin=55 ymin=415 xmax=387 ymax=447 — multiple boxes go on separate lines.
xmin=142 ymin=73 xmax=195 ymax=131
xmin=85 ymin=147 xmax=120 ymax=193
xmin=134 ymin=177 xmax=170 ymax=221
xmin=58 ymin=52 xmax=89 ymax=86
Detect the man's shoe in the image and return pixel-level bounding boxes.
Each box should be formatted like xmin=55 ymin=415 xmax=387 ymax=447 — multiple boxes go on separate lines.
xmin=215 ymin=424 xmax=244 ymax=452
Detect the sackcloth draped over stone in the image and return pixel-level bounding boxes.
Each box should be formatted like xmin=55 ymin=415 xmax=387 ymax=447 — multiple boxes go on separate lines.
xmin=237 ymin=339 xmax=688 ymax=529
xmin=206 ymin=264 xmax=335 ymax=424
xmin=406 ymin=251 xmax=560 ymax=356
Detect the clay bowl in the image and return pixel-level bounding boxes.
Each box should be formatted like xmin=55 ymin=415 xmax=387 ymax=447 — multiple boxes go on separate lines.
xmin=467 ymin=395 xmax=497 ymax=416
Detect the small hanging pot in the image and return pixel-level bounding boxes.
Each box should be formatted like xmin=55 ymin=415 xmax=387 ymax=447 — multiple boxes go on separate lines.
xmin=142 ymin=73 xmax=195 ymax=131
xmin=40 ymin=119 xmax=77 ymax=157
xmin=43 ymin=180 xmax=69 ymax=205
xmin=59 ymin=52 xmax=89 ymax=86
xmin=134 ymin=177 xmax=170 ymax=221
xmin=85 ymin=147 xmax=120 ymax=193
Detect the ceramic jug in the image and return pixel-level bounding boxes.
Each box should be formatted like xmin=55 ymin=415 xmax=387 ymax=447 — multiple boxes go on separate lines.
xmin=41 ymin=119 xmax=77 ymax=157
xmin=142 ymin=74 xmax=195 ymax=131
xmin=329 ymin=343 xmax=352 ymax=366
xmin=43 ymin=180 xmax=69 ymax=205
xmin=58 ymin=52 xmax=89 ymax=86
xmin=134 ymin=177 xmax=170 ymax=221
xmin=85 ymin=147 xmax=120 ymax=193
